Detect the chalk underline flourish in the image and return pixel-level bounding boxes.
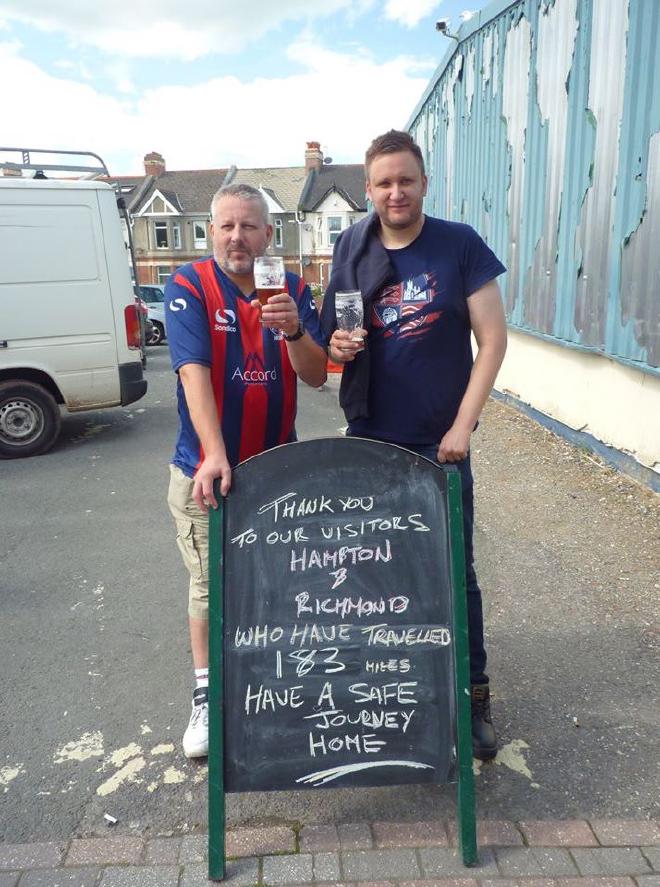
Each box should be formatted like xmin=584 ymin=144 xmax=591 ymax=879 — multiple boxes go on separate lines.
xmin=296 ymin=760 xmax=434 ymax=787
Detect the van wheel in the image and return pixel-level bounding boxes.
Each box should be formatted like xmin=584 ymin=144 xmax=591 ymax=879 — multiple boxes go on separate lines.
xmin=0 ymin=381 xmax=62 ymax=458
xmin=148 ymin=322 xmax=165 ymax=346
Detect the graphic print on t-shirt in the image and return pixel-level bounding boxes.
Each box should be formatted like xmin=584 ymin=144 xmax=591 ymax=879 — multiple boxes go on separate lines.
xmin=372 ymin=271 xmax=443 ymax=339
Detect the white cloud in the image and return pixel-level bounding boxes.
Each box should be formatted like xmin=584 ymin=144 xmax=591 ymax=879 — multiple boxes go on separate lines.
xmin=460 ymin=9 xmax=477 ymax=22
xmin=0 ymin=0 xmax=358 ymax=58
xmin=103 ymin=59 xmax=136 ymax=95
xmin=53 ymin=58 xmax=93 ymax=79
xmin=0 ymin=36 xmax=434 ymax=173
xmin=0 ymin=42 xmax=132 ymax=157
xmin=384 ymin=0 xmax=441 ymax=29
xmin=115 ymin=78 xmax=135 ymax=95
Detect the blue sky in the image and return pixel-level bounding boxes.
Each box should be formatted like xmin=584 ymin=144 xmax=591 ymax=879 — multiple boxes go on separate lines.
xmin=1 ymin=0 xmax=494 ymax=175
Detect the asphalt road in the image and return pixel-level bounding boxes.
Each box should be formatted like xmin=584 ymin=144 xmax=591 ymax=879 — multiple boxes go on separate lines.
xmin=1 ymin=347 xmax=658 ymax=844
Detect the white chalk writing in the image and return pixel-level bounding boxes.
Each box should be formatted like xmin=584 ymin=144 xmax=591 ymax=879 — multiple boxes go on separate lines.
xmin=290 ymin=540 xmax=392 ymax=572
xmin=295 ymin=592 xmax=409 ymax=619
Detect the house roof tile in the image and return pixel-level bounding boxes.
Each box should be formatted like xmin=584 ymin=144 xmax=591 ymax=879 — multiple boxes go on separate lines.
xmin=300 ymin=164 xmax=366 ymax=212
xmin=105 ymin=169 xmax=229 ymax=215
xmin=103 ymin=159 xmax=366 ymax=217
xmin=139 ymin=169 xmax=230 ymax=214
xmin=227 ymin=167 xmax=308 ymax=212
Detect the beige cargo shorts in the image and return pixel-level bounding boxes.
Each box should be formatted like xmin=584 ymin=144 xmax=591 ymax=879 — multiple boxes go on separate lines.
xmin=167 ymin=464 xmax=209 ymax=620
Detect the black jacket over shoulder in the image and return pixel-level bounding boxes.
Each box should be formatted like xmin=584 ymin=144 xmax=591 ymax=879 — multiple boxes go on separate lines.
xmin=320 ymin=213 xmax=394 ymax=422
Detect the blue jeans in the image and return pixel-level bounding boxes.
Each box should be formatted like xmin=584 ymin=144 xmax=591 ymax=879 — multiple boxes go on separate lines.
xmin=350 ymin=434 xmax=488 ymax=685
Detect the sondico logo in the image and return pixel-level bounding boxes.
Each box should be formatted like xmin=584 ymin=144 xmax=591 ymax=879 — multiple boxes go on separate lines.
xmin=215 ymin=308 xmax=236 ymax=332
xmin=169 ymin=298 xmax=187 ymax=312
xmin=232 ymin=353 xmax=277 ymax=384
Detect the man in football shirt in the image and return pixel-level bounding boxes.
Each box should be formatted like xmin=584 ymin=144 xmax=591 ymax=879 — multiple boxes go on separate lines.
xmin=166 ymin=183 xmax=327 ymax=757
xmin=320 ymin=131 xmax=507 ymax=761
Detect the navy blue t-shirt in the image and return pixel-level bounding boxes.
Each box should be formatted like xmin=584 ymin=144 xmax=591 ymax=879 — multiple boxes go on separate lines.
xmin=349 ymin=217 xmax=506 ymax=446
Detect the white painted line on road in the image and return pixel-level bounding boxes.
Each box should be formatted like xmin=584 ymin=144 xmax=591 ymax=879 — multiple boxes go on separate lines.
xmin=96 ymin=756 xmax=146 ymax=796
xmin=107 ymin=743 xmax=143 ymax=768
xmin=54 ymin=731 xmax=103 ymax=763
xmin=473 ymin=738 xmax=539 ymax=788
xmin=1 ymin=764 xmax=25 ymax=792
xmin=193 ymin=766 xmax=208 ymax=784
xmin=163 ymin=767 xmax=186 ymax=785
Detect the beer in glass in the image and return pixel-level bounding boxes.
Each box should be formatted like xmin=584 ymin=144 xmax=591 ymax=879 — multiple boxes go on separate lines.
xmin=254 ymin=256 xmax=286 ymax=306
xmin=335 ymin=290 xmax=364 ymax=341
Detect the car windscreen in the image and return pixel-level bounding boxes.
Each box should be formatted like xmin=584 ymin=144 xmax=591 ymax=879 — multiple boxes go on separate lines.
xmin=141 ymin=287 xmax=164 ymax=302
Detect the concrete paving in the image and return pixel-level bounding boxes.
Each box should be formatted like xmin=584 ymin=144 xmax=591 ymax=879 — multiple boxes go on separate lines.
xmin=1 ymin=348 xmax=658 ymax=883
xmin=0 ymin=817 xmax=658 ymax=884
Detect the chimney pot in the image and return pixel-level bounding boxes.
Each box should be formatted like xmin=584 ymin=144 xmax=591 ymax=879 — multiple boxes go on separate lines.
xmin=305 ymin=141 xmax=323 ymax=172
xmin=144 ymin=151 xmax=166 ymax=176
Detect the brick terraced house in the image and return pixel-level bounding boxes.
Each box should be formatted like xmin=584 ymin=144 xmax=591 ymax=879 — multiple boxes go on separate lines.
xmin=106 ymin=143 xmax=367 ymax=289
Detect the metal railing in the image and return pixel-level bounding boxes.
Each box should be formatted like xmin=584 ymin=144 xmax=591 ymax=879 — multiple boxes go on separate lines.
xmin=0 ymin=146 xmax=109 ymax=178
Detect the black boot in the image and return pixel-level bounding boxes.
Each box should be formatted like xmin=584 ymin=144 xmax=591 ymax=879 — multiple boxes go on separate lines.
xmin=471 ymin=684 xmax=497 ymax=761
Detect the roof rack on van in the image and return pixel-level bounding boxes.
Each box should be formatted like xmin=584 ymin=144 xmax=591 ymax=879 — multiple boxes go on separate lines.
xmin=0 ymin=147 xmax=109 ymax=178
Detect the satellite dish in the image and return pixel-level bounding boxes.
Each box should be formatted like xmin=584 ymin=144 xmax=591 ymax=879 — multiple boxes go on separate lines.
xmin=323 ymin=157 xmax=333 ymax=164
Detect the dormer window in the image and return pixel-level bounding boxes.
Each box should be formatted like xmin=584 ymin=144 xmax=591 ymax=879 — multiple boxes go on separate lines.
xmin=141 ymin=190 xmax=179 ymax=217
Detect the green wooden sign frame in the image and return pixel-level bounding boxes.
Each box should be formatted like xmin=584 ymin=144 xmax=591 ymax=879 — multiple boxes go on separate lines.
xmin=207 ymin=452 xmax=477 ymax=881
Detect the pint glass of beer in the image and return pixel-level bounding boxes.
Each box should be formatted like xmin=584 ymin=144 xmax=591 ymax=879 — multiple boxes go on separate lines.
xmin=254 ymin=256 xmax=286 ymax=306
xmin=335 ymin=290 xmax=364 ymax=341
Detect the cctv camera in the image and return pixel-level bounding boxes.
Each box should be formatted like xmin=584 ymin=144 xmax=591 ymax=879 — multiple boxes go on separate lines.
xmin=435 ymin=18 xmax=450 ymax=32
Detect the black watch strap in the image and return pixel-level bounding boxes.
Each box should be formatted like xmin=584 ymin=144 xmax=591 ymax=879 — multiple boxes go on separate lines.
xmin=283 ymin=321 xmax=305 ymax=342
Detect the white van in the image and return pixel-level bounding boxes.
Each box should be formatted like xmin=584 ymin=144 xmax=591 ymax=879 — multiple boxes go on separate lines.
xmin=0 ymin=150 xmax=147 ymax=458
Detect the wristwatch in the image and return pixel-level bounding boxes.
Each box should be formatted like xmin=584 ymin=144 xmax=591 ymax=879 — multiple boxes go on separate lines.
xmin=284 ymin=321 xmax=305 ymax=342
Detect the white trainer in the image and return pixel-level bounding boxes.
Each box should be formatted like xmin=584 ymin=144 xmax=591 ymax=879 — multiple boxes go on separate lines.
xmin=183 ymin=686 xmax=209 ymax=758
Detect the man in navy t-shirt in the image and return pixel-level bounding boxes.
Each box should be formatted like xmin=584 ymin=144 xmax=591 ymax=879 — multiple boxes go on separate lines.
xmin=320 ymin=130 xmax=507 ymax=761
xmin=166 ymin=183 xmax=327 ymax=758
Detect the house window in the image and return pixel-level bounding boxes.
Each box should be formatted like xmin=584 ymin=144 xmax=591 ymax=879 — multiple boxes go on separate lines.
xmin=154 ymin=221 xmax=168 ymax=249
xmin=172 ymin=223 xmax=181 ymax=249
xmin=156 ymin=265 xmax=171 ymax=285
xmin=328 ymin=216 xmax=342 ymax=245
xmin=274 ymin=219 xmax=283 ymax=248
xmin=193 ymin=221 xmax=207 ymax=249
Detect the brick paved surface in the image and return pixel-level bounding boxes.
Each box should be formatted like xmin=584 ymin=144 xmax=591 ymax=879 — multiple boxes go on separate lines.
xmin=0 ymin=819 xmax=657 ymax=884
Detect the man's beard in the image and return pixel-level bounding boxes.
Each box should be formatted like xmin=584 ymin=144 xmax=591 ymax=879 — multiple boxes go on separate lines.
xmin=384 ymin=205 xmax=423 ymax=229
xmin=217 ymin=250 xmax=254 ymax=276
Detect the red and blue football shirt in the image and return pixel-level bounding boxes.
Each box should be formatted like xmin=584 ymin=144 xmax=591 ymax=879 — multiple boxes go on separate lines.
xmin=166 ymin=257 xmax=323 ymax=477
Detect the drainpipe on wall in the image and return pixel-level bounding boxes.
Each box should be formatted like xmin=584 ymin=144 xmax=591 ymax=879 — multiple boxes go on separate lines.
xmin=294 ymin=211 xmax=304 ymax=278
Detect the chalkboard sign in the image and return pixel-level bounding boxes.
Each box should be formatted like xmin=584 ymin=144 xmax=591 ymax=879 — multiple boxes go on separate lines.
xmin=220 ymin=437 xmax=458 ymax=792
xmin=207 ymin=437 xmax=477 ymax=879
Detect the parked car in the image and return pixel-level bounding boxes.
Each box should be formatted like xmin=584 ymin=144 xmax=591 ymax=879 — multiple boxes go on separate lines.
xmin=139 ymin=284 xmax=167 ymax=345
xmin=139 ymin=284 xmax=165 ymax=303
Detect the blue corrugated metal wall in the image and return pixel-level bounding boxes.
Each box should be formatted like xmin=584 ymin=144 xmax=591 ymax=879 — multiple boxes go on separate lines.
xmin=407 ymin=0 xmax=659 ymax=372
